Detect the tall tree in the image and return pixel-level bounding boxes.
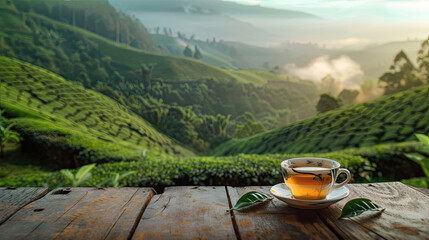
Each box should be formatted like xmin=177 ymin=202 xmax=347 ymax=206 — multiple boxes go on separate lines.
xmin=140 ymin=64 xmax=153 ymax=89
xmin=316 ymin=93 xmax=342 ymax=114
xmin=193 ymin=45 xmax=202 ymax=59
xmin=417 ymin=36 xmax=429 ymax=84
xmin=319 ymin=74 xmax=340 ymax=95
xmin=183 ymin=45 xmax=193 ymax=58
xmin=379 ymin=50 xmax=422 ymax=95
xmin=235 ymin=120 xmax=266 ymax=138
xmin=338 ymin=88 xmax=359 ymax=106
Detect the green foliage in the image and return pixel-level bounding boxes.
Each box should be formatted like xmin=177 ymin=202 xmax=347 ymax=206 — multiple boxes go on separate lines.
xmin=183 ymin=45 xmax=193 ymax=57
xmin=60 ymin=163 xmax=95 ymax=187
xmin=417 ymin=37 xmax=429 ymax=84
xmin=0 ymin=8 xmax=318 ymax=149
xmin=0 ymin=110 xmax=21 ymax=153
xmin=228 ymin=191 xmax=272 ymax=211
xmin=338 ymin=88 xmax=359 ymax=106
xmin=380 ymin=50 xmax=425 ymax=95
xmin=235 ymin=120 xmax=266 ymax=138
xmin=339 ymin=198 xmax=384 ymax=219
xmin=213 ymin=85 xmax=429 ymax=156
xmin=401 ymin=177 xmax=428 ymax=188
xmin=316 ymin=93 xmax=342 ymax=114
xmin=97 ymin=171 xmax=136 ymax=187
xmin=402 ymin=134 xmax=429 ymax=187
xmin=6 ymin=0 xmax=157 ymax=52
xmin=193 ymin=45 xmax=203 ymax=60
xmin=0 ymin=57 xmax=193 ymax=167
xmin=0 ymin=147 xmax=389 ymax=188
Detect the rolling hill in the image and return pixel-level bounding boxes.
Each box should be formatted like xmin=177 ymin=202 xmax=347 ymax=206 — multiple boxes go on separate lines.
xmin=0 ymin=56 xmax=193 ymax=167
xmin=153 ymin=32 xmax=422 ymax=81
xmin=0 ymin=7 xmax=312 ymax=85
xmin=0 ymin=7 xmax=318 ymax=128
xmin=213 ymin=85 xmax=429 ymax=156
xmin=0 ymin=0 xmax=158 ymax=52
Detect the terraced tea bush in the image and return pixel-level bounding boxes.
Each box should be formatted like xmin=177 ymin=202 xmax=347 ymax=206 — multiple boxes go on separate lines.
xmin=0 ymin=8 xmax=318 ymax=138
xmin=213 ymin=85 xmax=429 ymax=156
xmin=0 ymin=56 xmax=193 ymax=167
xmin=0 ymin=143 xmax=424 ymax=189
xmin=0 ymin=152 xmax=372 ymax=188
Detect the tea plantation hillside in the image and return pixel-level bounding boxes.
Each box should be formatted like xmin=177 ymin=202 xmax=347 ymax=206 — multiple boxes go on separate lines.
xmin=0 ymin=57 xmax=193 ymax=167
xmin=0 ymin=7 xmax=308 ymax=85
xmin=0 ymin=8 xmax=318 ymax=122
xmin=213 ymin=85 xmax=429 ymax=155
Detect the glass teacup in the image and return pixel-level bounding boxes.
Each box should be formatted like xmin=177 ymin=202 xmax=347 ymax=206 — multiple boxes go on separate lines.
xmin=281 ymin=157 xmax=351 ymax=200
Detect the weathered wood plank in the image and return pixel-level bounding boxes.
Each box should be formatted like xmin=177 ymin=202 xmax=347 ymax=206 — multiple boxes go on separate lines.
xmin=132 ymin=186 xmax=236 ymax=240
xmin=409 ymin=186 xmax=429 ymax=197
xmin=105 ymin=188 xmax=155 ymax=240
xmin=228 ymin=186 xmax=339 ymax=240
xmin=318 ymin=182 xmax=429 ymax=240
xmin=0 ymin=187 xmax=49 ymax=225
xmin=0 ymin=187 xmax=155 ymax=240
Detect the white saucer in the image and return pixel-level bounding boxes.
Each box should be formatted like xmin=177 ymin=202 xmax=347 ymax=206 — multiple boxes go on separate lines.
xmin=270 ymin=183 xmax=350 ymax=209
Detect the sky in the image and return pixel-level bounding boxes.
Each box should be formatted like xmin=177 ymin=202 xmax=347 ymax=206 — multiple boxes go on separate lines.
xmin=223 ymin=0 xmax=429 ymax=20
xmin=222 ymin=0 xmax=429 ymax=47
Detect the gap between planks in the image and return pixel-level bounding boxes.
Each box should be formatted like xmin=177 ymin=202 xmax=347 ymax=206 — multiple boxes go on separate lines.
xmin=225 ymin=186 xmax=242 ymax=240
xmin=126 ymin=188 xmax=157 ymax=240
xmin=0 ymin=187 xmax=49 ymax=226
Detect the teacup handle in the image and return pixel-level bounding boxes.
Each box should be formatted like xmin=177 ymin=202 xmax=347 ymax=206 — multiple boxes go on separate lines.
xmin=333 ymin=168 xmax=351 ymax=189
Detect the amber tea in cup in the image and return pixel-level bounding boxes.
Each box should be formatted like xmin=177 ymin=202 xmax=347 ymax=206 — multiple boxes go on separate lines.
xmin=281 ymin=158 xmax=351 ymax=200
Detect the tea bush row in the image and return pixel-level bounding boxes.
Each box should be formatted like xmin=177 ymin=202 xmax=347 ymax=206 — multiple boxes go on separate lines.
xmin=213 ymin=85 xmax=429 ymax=156
xmin=0 ymin=57 xmax=193 ymax=162
xmin=0 ymin=143 xmax=424 ymax=189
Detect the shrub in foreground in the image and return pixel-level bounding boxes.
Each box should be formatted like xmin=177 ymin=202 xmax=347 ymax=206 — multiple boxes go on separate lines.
xmin=1 ymin=143 xmax=425 ymax=189
xmin=0 ymin=152 xmax=373 ymax=188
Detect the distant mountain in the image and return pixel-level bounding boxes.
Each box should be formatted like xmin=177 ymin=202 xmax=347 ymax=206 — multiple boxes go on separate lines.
xmin=212 ymin=85 xmax=429 ymax=156
xmin=153 ymin=32 xmax=422 ymax=80
xmin=109 ymin=0 xmax=317 ymax=45
xmin=109 ymin=0 xmax=318 ymax=18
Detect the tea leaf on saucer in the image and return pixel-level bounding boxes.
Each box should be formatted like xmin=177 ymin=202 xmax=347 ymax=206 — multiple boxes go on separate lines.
xmin=339 ymin=198 xmax=385 ymax=219
xmin=227 ymin=191 xmax=273 ymax=212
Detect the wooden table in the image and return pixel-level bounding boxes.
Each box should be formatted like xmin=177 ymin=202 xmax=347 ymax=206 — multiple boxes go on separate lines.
xmin=0 ymin=182 xmax=428 ymax=239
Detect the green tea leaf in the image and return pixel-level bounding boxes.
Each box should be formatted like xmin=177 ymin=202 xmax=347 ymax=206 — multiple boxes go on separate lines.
xmin=339 ymin=198 xmax=385 ymax=218
xmin=60 ymin=169 xmax=74 ymax=182
xmin=416 ymin=134 xmax=429 ymax=147
xmin=404 ymin=152 xmax=426 ymax=161
xmin=75 ymin=164 xmax=96 ymax=183
xmin=227 ymin=191 xmax=273 ymax=212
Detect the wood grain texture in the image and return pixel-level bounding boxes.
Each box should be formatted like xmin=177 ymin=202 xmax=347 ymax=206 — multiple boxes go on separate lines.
xmin=132 ymin=186 xmax=236 ymax=240
xmin=0 ymin=187 xmax=49 ymax=225
xmin=0 ymin=187 xmax=155 ymax=240
xmin=318 ymin=182 xmax=429 ymax=240
xmin=228 ymin=186 xmax=339 ymax=240
xmin=409 ymin=186 xmax=429 ymax=197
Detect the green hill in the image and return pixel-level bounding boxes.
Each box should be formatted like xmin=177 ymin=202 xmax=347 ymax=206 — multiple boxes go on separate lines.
xmin=0 ymin=8 xmax=236 ymax=83
xmin=0 ymin=0 xmax=158 ymax=52
xmin=0 ymin=56 xmax=193 ymax=167
xmin=0 ymin=7 xmax=313 ymax=86
xmin=0 ymin=8 xmax=318 ymax=133
xmin=213 ymin=85 xmax=429 ymax=155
